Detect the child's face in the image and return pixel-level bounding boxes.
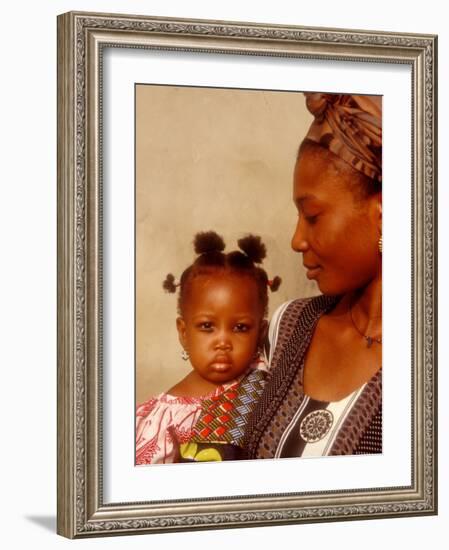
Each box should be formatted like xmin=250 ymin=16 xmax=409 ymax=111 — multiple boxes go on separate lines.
xmin=176 ymin=274 xmax=266 ymax=385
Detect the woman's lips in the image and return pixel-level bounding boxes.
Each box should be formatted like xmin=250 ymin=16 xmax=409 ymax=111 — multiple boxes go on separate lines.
xmin=304 ymin=265 xmax=322 ymax=280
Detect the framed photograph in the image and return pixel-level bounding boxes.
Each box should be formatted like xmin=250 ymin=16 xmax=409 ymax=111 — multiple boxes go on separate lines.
xmin=57 ymin=11 xmax=437 ymax=538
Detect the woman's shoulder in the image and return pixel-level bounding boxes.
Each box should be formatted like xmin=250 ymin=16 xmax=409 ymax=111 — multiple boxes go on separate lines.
xmin=270 ymin=294 xmax=337 ymax=331
xmin=267 ymin=295 xmax=338 ymax=364
xmin=279 ymin=294 xmax=337 ymax=313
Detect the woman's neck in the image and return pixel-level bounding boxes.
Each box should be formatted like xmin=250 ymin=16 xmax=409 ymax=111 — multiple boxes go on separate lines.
xmin=333 ymin=275 xmax=382 ymax=336
xmin=352 ymin=277 xmax=382 ymax=318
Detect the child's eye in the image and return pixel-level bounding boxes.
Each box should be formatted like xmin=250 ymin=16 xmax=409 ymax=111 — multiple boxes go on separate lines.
xmin=198 ymin=322 xmax=213 ymax=331
xmin=234 ymin=323 xmax=250 ymax=332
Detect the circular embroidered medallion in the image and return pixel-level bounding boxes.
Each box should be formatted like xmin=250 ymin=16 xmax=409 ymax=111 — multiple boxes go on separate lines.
xmin=299 ymin=409 xmax=334 ymax=443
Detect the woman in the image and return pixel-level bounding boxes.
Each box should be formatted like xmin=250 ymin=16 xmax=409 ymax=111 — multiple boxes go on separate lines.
xmin=245 ymin=93 xmax=382 ymax=459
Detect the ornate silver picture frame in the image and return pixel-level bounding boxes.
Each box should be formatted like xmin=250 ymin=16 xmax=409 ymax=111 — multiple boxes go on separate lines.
xmin=57 ymin=11 xmax=437 ymax=538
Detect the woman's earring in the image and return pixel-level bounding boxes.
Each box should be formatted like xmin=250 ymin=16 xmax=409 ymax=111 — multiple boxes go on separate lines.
xmin=181 ymin=349 xmax=189 ymax=361
xmin=378 ymin=235 xmax=383 ymax=254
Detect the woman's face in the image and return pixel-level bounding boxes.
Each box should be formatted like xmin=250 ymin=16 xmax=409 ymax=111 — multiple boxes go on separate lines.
xmin=291 ymin=147 xmax=381 ymax=296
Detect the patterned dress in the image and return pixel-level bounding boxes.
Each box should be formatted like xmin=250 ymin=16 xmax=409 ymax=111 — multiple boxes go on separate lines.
xmin=136 ymin=392 xmax=205 ymax=465
xmin=136 ymin=361 xmax=267 ymax=465
xmin=244 ymin=296 xmax=382 ymax=459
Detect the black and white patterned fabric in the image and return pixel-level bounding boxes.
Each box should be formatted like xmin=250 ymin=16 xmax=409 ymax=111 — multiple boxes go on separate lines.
xmin=244 ymin=296 xmax=382 ymax=459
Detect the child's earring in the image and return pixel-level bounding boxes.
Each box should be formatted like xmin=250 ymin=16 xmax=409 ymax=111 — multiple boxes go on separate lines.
xmin=181 ymin=348 xmax=189 ymax=361
xmin=378 ymin=234 xmax=383 ymax=254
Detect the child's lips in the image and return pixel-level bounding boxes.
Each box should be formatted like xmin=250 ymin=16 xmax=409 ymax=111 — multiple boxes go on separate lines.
xmin=210 ymin=356 xmax=232 ymax=371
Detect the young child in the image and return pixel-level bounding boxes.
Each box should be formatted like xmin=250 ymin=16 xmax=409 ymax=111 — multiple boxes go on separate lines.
xmin=136 ymin=231 xmax=281 ymax=464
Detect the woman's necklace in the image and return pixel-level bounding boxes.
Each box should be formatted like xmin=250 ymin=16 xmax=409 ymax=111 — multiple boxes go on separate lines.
xmin=349 ymin=304 xmax=382 ymax=348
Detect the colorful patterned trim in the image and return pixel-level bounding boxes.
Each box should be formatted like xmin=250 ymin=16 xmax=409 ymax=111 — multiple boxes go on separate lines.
xmin=190 ymin=369 xmax=266 ymax=447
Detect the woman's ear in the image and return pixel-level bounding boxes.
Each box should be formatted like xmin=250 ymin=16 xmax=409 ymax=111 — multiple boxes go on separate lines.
xmin=176 ymin=317 xmax=187 ymax=350
xmin=369 ymin=191 xmax=382 ymax=236
xmin=377 ymin=192 xmax=382 ymax=230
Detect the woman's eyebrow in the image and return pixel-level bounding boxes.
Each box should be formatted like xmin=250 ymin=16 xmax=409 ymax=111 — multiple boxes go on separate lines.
xmin=294 ymin=193 xmax=318 ymax=206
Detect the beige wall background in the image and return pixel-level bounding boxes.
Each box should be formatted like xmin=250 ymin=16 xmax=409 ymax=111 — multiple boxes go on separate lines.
xmin=136 ymin=84 xmax=317 ymax=403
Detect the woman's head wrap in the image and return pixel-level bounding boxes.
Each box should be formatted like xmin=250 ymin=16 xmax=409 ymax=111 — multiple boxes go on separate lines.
xmin=304 ymin=93 xmax=382 ymax=183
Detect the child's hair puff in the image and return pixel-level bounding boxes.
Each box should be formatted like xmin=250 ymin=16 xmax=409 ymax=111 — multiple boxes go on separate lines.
xmin=269 ymin=276 xmax=282 ymax=292
xmin=237 ymin=235 xmax=266 ymax=264
xmin=194 ymin=231 xmax=225 ymax=255
xmin=162 ymin=273 xmax=177 ymax=293
xmin=163 ymin=231 xmax=281 ymax=316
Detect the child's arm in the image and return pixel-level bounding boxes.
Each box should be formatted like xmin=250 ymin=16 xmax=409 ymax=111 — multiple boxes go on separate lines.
xmin=136 ymin=397 xmax=177 ymax=464
xmin=136 ymin=396 xmax=201 ymax=464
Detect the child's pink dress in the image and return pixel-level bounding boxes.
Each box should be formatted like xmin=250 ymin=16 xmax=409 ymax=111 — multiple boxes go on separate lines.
xmin=136 ymin=360 xmax=266 ymax=465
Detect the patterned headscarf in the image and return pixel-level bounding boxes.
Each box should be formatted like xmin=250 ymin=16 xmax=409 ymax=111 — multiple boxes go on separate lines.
xmin=304 ymin=93 xmax=382 ymax=183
